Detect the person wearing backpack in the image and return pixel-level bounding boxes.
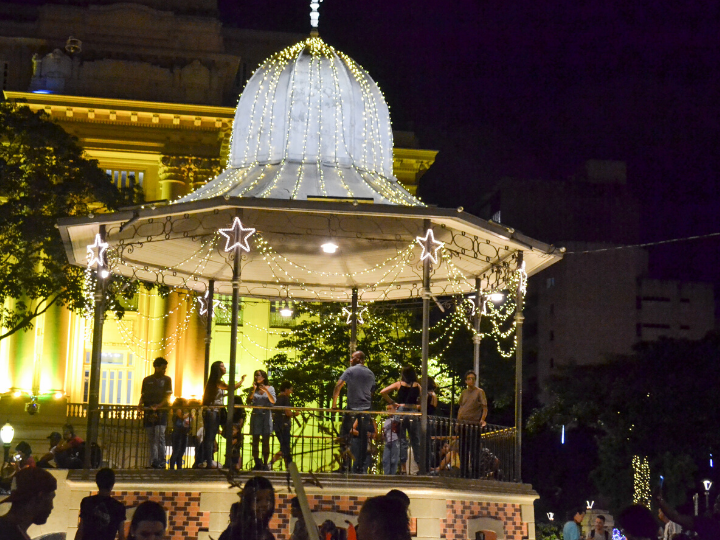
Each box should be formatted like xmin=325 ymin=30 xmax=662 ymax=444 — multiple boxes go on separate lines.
xmin=588 ymin=515 xmax=609 ymax=539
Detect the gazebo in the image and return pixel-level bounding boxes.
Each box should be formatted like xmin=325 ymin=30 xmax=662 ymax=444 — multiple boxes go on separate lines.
xmin=58 ymin=34 xmax=562 ymax=479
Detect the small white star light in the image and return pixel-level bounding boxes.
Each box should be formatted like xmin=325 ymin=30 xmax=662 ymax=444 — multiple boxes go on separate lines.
xmin=342 ymin=306 xmax=368 ymax=325
xmin=197 ymin=291 xmax=220 ymax=316
xmin=219 ymin=217 xmax=256 ymax=252
xmin=416 ymin=229 xmax=443 ymax=264
xmin=86 ymin=233 xmax=108 ymax=268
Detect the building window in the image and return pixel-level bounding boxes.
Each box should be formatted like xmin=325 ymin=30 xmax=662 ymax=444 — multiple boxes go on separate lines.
xmin=215 ymin=295 xmax=243 ymax=326
xmin=549 ymin=330 xmax=554 ymax=341
xmin=1 ymin=61 xmax=7 ymax=90
xmin=491 ymin=210 xmax=501 ymax=223
xmin=636 ymin=296 xmax=642 ymax=310
xmin=680 ymin=298 xmax=690 ymax=303
xmin=546 ymin=277 xmax=555 ymax=289
xmin=680 ymin=325 xmax=690 ymax=330
xmin=106 ymin=169 xmax=144 ymax=190
xmin=550 ymin=357 xmax=555 ymax=368
xmin=636 ymin=323 xmax=642 ymax=338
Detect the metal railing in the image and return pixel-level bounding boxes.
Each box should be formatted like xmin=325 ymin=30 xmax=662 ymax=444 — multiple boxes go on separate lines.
xmin=66 ymin=403 xmax=515 ymax=480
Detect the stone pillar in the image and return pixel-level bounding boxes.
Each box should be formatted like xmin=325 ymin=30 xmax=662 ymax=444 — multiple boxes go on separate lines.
xmin=158 ymin=155 xmax=222 ymax=200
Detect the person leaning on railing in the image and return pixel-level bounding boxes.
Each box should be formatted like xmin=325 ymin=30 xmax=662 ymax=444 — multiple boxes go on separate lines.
xmin=456 ymin=370 xmax=488 ymax=479
xmin=137 ymin=357 xmax=173 ymax=469
xmin=199 ymin=361 xmax=246 ymax=469
xmin=248 ymin=369 xmax=276 ymax=471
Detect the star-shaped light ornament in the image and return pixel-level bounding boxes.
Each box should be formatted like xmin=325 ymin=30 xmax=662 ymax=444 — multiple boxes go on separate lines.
xmin=197 ymin=291 xmax=221 ymax=317
xmin=416 ymin=229 xmax=443 ymax=265
xmin=86 ymin=234 xmax=108 ymax=268
xmin=219 ymin=217 xmax=256 ymax=252
xmin=342 ymin=306 xmax=368 ymax=325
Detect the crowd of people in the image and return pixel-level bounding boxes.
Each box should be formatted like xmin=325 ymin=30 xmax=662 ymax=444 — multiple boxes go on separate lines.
xmin=0 ymin=466 xmax=413 ymax=540
xmin=133 ymin=352 xmax=491 ymax=476
xmin=561 ymin=495 xmax=720 ymax=540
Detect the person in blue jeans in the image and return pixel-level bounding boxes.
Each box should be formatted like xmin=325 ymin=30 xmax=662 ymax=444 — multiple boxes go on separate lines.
xmin=169 ymin=398 xmax=193 ymax=469
xmin=201 ymin=361 xmax=246 ymax=468
xmin=380 ymin=366 xmax=422 ymax=474
xmin=381 ymin=404 xmax=400 ymax=475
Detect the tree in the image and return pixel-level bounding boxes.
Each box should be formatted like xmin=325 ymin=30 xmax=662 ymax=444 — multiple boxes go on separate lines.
xmin=526 ymin=334 xmax=720 ymax=514
xmin=266 ymin=298 xmax=519 ymax=419
xmin=0 ymin=100 xmax=139 ymax=341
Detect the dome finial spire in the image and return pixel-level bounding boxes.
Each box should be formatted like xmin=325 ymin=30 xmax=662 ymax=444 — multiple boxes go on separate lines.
xmin=310 ymin=0 xmax=322 ymax=36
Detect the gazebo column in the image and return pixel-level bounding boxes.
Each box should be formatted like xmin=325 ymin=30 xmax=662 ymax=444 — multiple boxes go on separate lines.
xmin=473 ymin=277 xmax=482 ymax=375
xmin=85 ymin=225 xmax=107 ymax=469
xmin=203 ymin=280 xmax=215 ymax=382
xmin=224 ymin=247 xmax=241 ymax=468
xmin=349 ymin=288 xmax=358 ymax=352
xmin=419 ymin=220 xmax=431 ymax=475
xmin=513 ymin=252 xmax=525 ymax=482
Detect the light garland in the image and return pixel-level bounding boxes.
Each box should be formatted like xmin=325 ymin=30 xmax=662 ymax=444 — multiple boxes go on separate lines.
xmin=632 ymin=455 xmax=651 ymax=507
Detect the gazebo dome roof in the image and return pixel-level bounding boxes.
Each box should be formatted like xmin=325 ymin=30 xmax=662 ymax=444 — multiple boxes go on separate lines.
xmin=176 ymin=37 xmax=421 ymax=206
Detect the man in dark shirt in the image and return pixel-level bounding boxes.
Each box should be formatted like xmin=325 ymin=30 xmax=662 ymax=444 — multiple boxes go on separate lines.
xmin=0 ymin=467 xmax=57 ymax=540
xmin=54 ymin=424 xmax=85 ymax=469
xmin=75 ymin=468 xmax=126 ymax=540
xmin=270 ymin=381 xmax=298 ymax=469
xmin=137 ymin=357 xmax=173 ymax=469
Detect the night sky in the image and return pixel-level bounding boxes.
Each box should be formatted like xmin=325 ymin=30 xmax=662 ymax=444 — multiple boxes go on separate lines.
xmin=221 ymin=0 xmax=720 ymax=288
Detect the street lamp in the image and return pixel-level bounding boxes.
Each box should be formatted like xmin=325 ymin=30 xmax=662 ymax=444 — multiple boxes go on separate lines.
xmin=703 ymin=479 xmax=713 ymax=513
xmin=547 ymin=512 xmax=554 ymax=521
xmin=1 ymin=421 xmax=14 ymax=465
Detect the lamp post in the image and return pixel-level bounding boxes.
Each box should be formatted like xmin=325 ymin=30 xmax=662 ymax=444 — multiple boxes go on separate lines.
xmin=703 ymin=479 xmax=713 ymax=514
xmin=1 ymin=421 xmax=14 ymax=465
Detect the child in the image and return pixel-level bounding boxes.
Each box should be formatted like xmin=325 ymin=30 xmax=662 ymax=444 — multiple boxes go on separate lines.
xmin=381 ymin=404 xmax=400 ymax=475
xmin=169 ymin=398 xmax=193 ymax=469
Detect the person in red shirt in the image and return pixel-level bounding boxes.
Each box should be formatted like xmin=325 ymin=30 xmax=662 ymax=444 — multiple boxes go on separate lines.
xmin=54 ymin=424 xmax=84 ymax=468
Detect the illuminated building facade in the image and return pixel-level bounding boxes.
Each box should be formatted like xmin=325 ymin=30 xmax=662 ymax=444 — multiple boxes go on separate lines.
xmin=0 ymin=0 xmax=437 ymax=409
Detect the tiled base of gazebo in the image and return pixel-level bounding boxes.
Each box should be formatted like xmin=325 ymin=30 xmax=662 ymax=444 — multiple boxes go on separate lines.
xmin=8 ymin=470 xmax=537 ymax=540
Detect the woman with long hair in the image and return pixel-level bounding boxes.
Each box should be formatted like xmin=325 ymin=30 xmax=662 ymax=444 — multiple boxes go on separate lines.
xmin=200 ymin=361 xmax=246 ymax=468
xmin=247 ymin=370 xmax=276 ymax=470
xmin=228 ymin=476 xmax=276 ymax=540
xmin=380 ymin=365 xmax=422 ymax=474
xmin=128 ymin=500 xmax=167 ymax=540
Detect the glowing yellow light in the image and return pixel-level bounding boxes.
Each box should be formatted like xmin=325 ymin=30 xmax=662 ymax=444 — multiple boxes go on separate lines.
xmin=321 ymin=242 xmax=338 ymax=254
xmin=13 ymin=391 xmax=21 ymax=398
xmin=54 ymin=391 xmax=63 ymax=399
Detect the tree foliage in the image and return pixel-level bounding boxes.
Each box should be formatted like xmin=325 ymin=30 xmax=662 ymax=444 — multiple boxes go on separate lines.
xmin=0 ymin=100 xmax=140 ymax=340
xmin=266 ymin=299 xmax=518 ymax=421
xmin=527 ymin=334 xmax=720 ymax=513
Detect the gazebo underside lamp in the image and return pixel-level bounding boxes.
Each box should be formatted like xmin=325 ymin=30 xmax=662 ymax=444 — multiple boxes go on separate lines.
xmin=58 ymin=35 xmax=563 ymax=477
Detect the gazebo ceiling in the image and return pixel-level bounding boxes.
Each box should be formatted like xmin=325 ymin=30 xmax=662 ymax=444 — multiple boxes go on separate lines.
xmin=58 ymin=197 xmax=563 ymax=303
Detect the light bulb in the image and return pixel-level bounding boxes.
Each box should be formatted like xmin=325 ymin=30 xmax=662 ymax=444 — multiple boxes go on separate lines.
xmin=321 ymin=242 xmax=338 ymax=254
xmin=280 ymin=307 xmax=293 ymax=317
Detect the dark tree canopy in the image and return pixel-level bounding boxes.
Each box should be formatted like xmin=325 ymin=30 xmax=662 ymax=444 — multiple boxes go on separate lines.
xmin=0 ymin=100 xmax=139 ymax=340
xmin=527 ymin=334 xmax=720 ymax=514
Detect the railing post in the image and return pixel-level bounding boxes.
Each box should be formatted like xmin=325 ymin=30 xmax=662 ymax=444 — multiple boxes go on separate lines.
xmin=225 ymin=243 xmax=241 ymax=468
xmin=349 ymin=288 xmax=358 ymax=352
xmin=473 ymin=277 xmax=482 ymax=375
xmin=86 ymin=225 xmax=107 ymax=469
xmin=513 ymin=252 xmax=525 ymax=482
xmin=419 ymin=219 xmax=431 ymax=475
xmin=203 ymin=279 xmax=215 ymax=383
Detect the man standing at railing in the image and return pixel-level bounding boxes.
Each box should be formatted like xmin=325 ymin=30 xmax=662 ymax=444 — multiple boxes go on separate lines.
xmin=138 ymin=357 xmax=173 ymax=469
xmin=332 ymin=350 xmax=375 ymax=473
xmin=457 ymin=370 xmax=487 ymax=478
